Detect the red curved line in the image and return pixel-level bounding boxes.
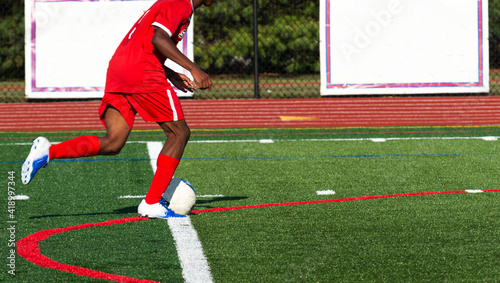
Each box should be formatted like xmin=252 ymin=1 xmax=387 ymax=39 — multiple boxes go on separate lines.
xmin=17 ymin=216 xmax=156 ymax=283
xmin=17 ymin=189 xmax=500 ymax=282
xmin=191 ymin=189 xmax=500 ymax=214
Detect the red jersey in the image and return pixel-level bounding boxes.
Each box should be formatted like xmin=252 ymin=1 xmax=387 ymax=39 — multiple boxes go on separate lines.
xmin=105 ymin=0 xmax=193 ymax=93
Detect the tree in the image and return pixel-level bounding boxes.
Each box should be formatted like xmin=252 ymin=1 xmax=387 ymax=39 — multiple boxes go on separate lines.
xmin=0 ymin=0 xmax=24 ymax=80
xmin=194 ymin=0 xmax=320 ymax=75
xmin=490 ymin=0 xmax=500 ymax=68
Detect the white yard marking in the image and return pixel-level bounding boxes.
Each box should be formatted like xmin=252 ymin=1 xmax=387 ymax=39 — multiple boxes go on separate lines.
xmin=371 ymin=138 xmax=387 ymax=142
xmin=118 ymin=195 xmax=146 ymax=199
xmin=168 ymin=217 xmax=213 ymax=283
xmin=466 ymin=190 xmax=484 ymax=193
xmin=147 ymin=141 xmax=163 ymax=172
xmin=12 ymin=195 xmax=30 ymax=200
xmin=316 ymin=190 xmax=336 ymax=195
xmin=146 ymin=142 xmax=213 ymax=283
xmin=259 ymin=139 xmax=274 ymax=143
xmin=198 ymin=194 xmax=225 ymax=198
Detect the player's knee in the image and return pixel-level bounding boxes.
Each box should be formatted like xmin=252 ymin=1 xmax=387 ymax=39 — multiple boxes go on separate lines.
xmin=177 ymin=125 xmax=190 ymax=144
xmin=167 ymin=125 xmax=190 ymax=146
xmin=180 ymin=126 xmax=191 ymax=142
xmin=99 ymin=142 xmax=124 ymax=155
xmin=100 ymin=134 xmax=126 ymax=155
xmin=106 ymin=144 xmax=124 ymax=155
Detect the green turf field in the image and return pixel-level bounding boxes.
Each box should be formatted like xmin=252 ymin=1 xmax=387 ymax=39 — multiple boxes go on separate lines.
xmin=1 ymin=126 xmax=499 ymax=282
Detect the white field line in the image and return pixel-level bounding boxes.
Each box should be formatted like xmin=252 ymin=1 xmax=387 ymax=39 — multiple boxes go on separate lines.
xmin=466 ymin=190 xmax=484 ymax=193
xmin=283 ymin=136 xmax=500 ymax=142
xmin=119 ymin=195 xmax=146 ymax=199
xmin=146 ymin=141 xmax=162 ymax=172
xmin=197 ymin=194 xmax=225 ymax=198
xmin=168 ymin=217 xmax=213 ymax=283
xmin=4 ymin=135 xmax=500 ymax=147
xmin=316 ymin=190 xmax=336 ymax=195
xmin=146 ymin=142 xmax=213 ymax=283
xmin=12 ymin=195 xmax=30 ymax=200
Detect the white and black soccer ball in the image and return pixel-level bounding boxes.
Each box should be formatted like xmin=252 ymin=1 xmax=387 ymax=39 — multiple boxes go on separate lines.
xmin=162 ymin=178 xmax=196 ymax=215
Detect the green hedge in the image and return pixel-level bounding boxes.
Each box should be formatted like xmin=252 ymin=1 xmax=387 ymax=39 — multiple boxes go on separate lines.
xmin=490 ymin=0 xmax=500 ymax=68
xmin=0 ymin=0 xmax=24 ymax=80
xmin=193 ymin=1 xmax=320 ymax=75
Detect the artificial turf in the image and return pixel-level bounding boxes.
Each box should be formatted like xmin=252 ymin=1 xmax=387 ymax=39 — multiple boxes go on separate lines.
xmin=1 ymin=126 xmax=499 ymax=282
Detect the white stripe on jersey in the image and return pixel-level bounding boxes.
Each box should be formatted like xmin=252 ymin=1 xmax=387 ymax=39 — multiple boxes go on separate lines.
xmin=167 ymin=89 xmax=178 ymax=121
xmin=152 ymin=22 xmax=173 ymax=37
xmin=128 ymin=28 xmax=136 ymax=40
xmin=138 ymin=10 xmax=150 ymax=24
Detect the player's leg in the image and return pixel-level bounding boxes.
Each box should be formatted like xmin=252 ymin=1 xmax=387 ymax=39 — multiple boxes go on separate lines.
xmin=157 ymin=118 xmax=191 ymax=158
xmin=145 ymin=119 xmax=190 ymax=203
xmin=50 ymin=106 xmax=130 ymax=158
xmin=96 ymin=106 xmax=132 ymax=155
xmin=138 ymin=119 xmax=190 ymax=218
xmin=20 ymin=133 xmax=103 ymax=185
xmin=21 ymin=106 xmax=131 ymax=185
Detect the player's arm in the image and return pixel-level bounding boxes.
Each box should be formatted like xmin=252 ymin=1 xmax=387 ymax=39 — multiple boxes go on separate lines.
xmin=152 ymin=28 xmax=212 ymax=90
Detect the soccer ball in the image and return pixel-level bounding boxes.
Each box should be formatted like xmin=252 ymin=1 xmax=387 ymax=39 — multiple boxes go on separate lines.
xmin=162 ymin=178 xmax=196 ymax=215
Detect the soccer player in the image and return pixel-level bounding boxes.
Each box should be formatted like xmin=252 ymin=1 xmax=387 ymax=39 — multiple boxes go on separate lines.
xmin=21 ymin=0 xmax=217 ymax=218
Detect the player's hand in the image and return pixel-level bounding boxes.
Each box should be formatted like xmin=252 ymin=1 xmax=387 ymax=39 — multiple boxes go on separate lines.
xmin=168 ymin=73 xmax=196 ymax=92
xmin=191 ymin=67 xmax=213 ymax=90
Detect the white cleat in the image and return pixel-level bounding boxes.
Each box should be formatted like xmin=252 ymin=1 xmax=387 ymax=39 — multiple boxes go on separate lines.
xmin=138 ymin=199 xmax=186 ymax=218
xmin=21 ymin=137 xmax=51 ymax=185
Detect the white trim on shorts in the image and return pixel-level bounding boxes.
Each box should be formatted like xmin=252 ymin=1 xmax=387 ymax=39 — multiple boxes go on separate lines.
xmin=166 ymin=89 xmax=179 ymax=121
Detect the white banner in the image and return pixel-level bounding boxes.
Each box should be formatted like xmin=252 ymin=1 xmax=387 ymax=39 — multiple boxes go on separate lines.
xmin=25 ymin=0 xmax=194 ymax=99
xmin=320 ymin=0 xmax=489 ymax=95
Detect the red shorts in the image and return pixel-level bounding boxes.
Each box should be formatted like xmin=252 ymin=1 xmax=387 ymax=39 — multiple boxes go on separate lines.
xmin=99 ymin=89 xmax=185 ymax=128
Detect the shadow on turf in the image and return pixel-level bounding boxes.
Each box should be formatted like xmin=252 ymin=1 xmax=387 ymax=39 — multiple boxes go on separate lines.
xmin=29 ymin=196 xmax=248 ymax=218
xmin=29 ymin=206 xmax=139 ymax=219
xmin=194 ymin=196 xmax=248 ymax=209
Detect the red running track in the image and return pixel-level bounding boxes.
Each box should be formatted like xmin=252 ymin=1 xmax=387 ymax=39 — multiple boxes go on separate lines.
xmin=2 ymin=97 xmax=500 ymax=131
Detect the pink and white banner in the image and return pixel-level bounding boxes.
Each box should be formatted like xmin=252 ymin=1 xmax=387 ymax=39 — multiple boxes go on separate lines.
xmin=25 ymin=0 xmax=194 ymax=99
xmin=320 ymin=0 xmax=489 ymax=95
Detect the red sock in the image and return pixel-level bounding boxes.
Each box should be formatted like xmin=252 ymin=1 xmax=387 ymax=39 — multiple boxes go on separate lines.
xmin=49 ymin=135 xmax=101 ymax=160
xmin=145 ymin=154 xmax=180 ymax=204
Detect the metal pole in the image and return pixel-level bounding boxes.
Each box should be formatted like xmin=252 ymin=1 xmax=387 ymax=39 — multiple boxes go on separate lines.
xmin=253 ymin=0 xmax=260 ymax=99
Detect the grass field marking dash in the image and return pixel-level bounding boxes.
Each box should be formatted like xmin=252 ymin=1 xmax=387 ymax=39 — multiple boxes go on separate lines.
xmin=119 ymin=195 xmax=146 ymax=199
xmin=12 ymin=195 xmax=29 ymax=200
xmin=316 ymin=190 xmax=336 ymax=195
xmin=146 ymin=142 xmax=213 ymax=283
xmin=465 ymin=190 xmax=484 ymax=193
xmin=197 ymin=194 xmax=225 ymax=198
